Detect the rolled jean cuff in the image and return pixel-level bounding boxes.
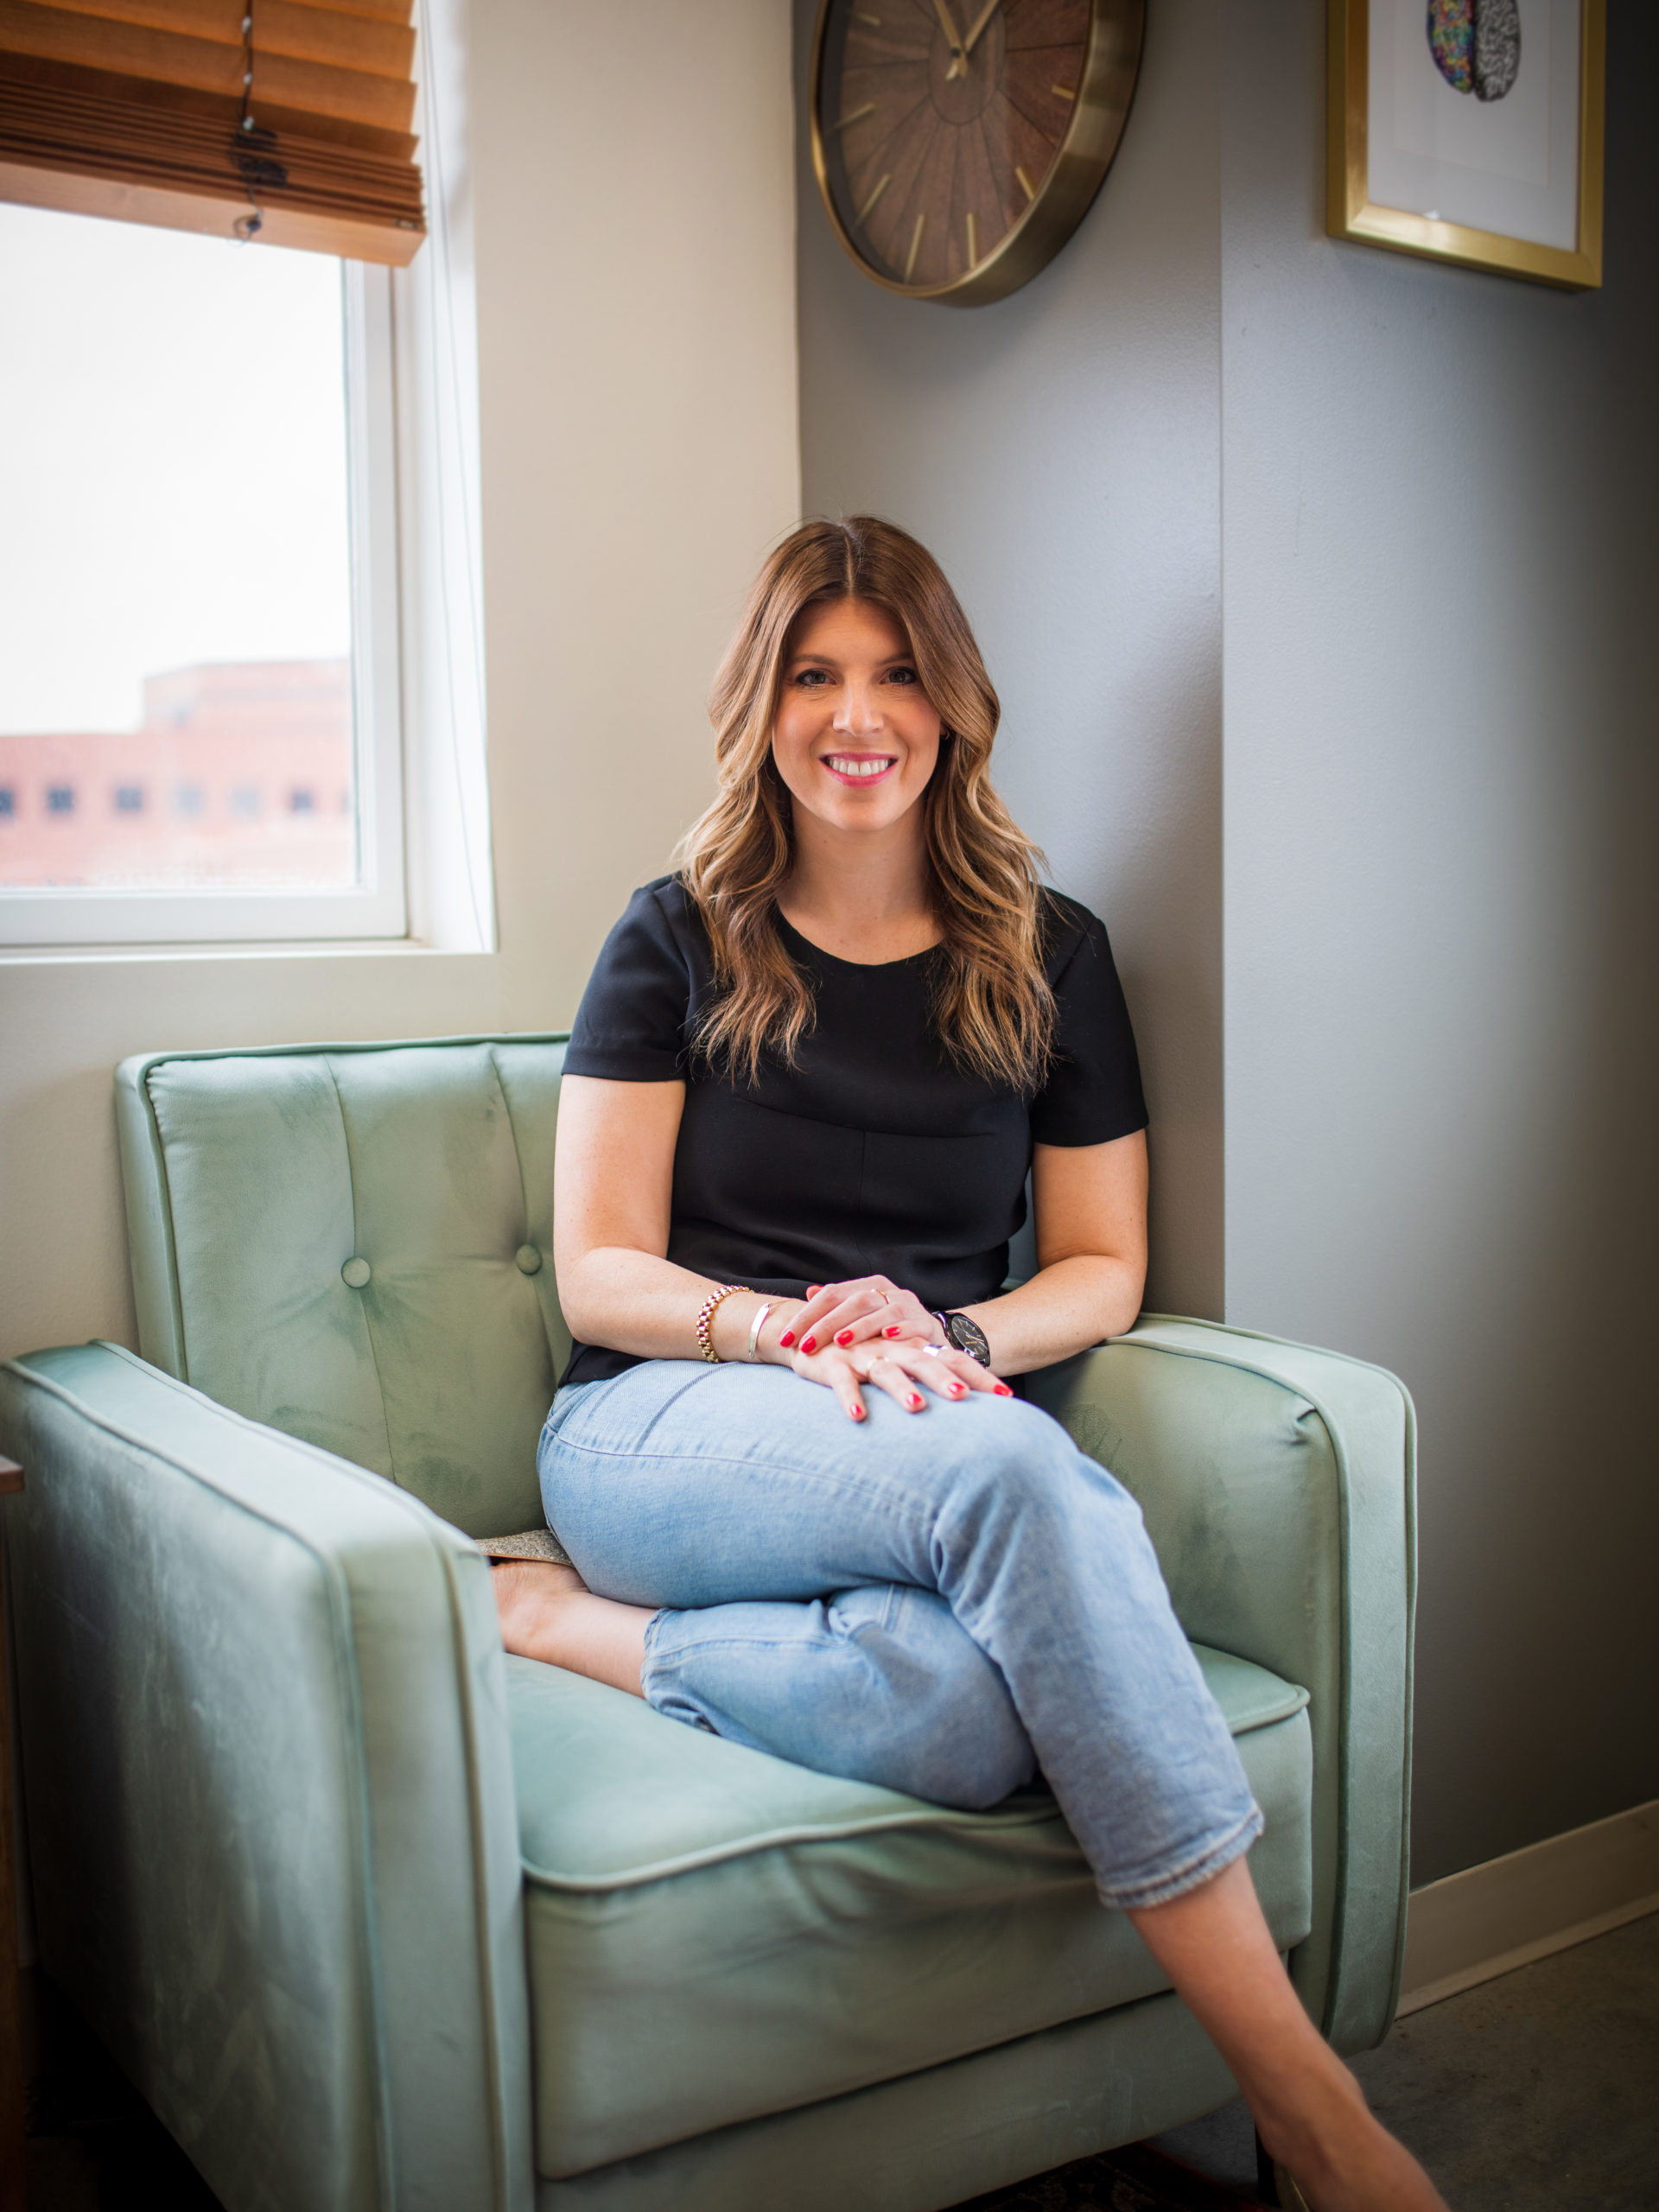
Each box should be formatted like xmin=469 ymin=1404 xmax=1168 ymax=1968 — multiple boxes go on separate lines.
xmin=640 ymin=1609 xmax=715 ymax=1728
xmin=1096 ymin=1797 xmax=1266 ymax=1913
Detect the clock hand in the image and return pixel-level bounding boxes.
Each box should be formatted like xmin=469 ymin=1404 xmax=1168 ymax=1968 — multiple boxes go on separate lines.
xmin=931 ymin=0 xmax=968 ymax=78
xmin=962 ymin=0 xmax=1002 ymax=54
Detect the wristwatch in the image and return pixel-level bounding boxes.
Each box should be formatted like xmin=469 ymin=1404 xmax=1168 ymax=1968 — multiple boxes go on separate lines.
xmin=934 ymin=1310 xmax=992 ymax=1368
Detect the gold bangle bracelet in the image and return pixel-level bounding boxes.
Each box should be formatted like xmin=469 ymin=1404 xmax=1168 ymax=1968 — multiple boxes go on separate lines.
xmin=695 ymin=1282 xmax=749 ymax=1363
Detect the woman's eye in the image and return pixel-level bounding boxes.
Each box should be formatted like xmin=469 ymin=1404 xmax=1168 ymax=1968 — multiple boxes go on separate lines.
xmin=795 ymin=668 xmax=830 ymax=687
xmin=887 ymin=667 xmax=918 ymax=686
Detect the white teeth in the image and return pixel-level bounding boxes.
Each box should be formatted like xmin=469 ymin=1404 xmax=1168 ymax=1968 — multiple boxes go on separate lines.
xmin=827 ymin=755 xmax=893 ymax=778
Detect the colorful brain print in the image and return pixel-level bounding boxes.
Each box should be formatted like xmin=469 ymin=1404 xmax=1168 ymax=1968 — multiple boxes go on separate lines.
xmin=1427 ymin=0 xmax=1520 ymax=102
xmin=1427 ymin=0 xmax=1476 ymax=93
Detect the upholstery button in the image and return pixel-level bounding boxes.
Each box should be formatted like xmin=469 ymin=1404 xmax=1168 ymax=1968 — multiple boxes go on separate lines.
xmin=515 ymin=1244 xmax=543 ymax=1275
xmin=341 ymin=1256 xmax=372 ymax=1289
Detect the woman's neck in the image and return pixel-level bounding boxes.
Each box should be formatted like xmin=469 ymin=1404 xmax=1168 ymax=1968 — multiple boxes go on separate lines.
xmin=776 ymin=809 xmax=939 ymax=967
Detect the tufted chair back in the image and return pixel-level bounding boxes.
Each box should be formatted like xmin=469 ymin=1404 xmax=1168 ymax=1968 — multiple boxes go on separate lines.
xmin=114 ymin=1037 xmax=572 ymax=1538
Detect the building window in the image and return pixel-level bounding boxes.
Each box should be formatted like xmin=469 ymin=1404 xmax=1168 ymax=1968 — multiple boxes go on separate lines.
xmin=289 ymin=788 xmax=317 ymax=815
xmin=0 ymin=201 xmax=406 ymax=944
xmin=0 ymin=789 xmax=15 ymax=818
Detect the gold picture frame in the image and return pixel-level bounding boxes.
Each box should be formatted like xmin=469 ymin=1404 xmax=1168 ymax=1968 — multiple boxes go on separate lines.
xmin=1328 ymin=0 xmax=1605 ymax=289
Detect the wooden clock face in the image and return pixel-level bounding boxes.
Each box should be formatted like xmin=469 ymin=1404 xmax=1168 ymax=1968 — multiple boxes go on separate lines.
xmin=811 ymin=0 xmax=1142 ymax=305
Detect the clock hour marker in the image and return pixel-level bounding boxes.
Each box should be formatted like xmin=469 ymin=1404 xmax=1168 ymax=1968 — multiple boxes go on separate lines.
xmin=1051 ymin=83 xmax=1078 ymax=101
xmin=904 ymin=211 xmax=926 ymax=281
xmin=1014 ymin=165 xmax=1037 ymax=200
xmin=856 ymin=172 xmax=892 ymax=223
xmin=837 ymin=103 xmax=876 ymax=129
xmin=966 ymin=211 xmax=979 ymax=267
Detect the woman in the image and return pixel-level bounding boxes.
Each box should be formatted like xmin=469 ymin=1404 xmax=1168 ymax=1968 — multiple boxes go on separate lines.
xmin=494 ymin=519 xmax=1446 ymax=2212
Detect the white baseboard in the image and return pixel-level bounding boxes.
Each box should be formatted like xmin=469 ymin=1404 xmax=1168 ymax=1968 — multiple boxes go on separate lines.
xmin=1397 ymin=1797 xmax=1659 ymax=2017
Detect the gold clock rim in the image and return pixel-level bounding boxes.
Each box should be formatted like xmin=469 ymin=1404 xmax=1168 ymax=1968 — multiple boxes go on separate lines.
xmin=809 ymin=0 xmax=1146 ymax=308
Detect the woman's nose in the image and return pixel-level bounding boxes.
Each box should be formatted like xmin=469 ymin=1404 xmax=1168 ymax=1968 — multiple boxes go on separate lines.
xmin=835 ymin=683 xmax=881 ymax=734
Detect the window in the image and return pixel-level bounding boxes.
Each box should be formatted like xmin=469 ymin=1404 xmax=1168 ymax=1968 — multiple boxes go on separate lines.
xmin=0 ymin=201 xmax=404 ymax=944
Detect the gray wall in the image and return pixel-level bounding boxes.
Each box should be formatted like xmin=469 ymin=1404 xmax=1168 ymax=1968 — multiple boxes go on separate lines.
xmin=796 ymin=0 xmax=1228 ymax=1321
xmin=796 ymin=0 xmax=1658 ymax=1881
xmin=1218 ymin=3 xmax=1658 ymax=1882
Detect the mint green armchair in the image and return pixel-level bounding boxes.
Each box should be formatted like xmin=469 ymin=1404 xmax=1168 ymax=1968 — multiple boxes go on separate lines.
xmin=0 ymin=1037 xmax=1414 ymax=2212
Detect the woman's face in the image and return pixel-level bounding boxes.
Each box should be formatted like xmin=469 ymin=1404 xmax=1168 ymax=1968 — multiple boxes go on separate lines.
xmin=771 ymin=598 xmax=943 ymax=843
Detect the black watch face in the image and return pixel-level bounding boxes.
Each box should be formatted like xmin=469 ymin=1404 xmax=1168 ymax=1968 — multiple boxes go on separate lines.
xmin=945 ymin=1312 xmax=992 ymax=1366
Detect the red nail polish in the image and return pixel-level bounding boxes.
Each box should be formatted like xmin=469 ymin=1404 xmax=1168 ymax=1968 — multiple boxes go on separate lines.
xmin=801 ymin=1337 xmax=817 ymax=1354
xmin=835 ymin=1329 xmax=854 ymax=1346
xmin=883 ymin=1325 xmax=903 ymax=1338
xmin=779 ymin=1330 xmax=796 ymax=1348
xmin=808 ymin=1285 xmax=823 ymax=1296
xmin=852 ymin=1403 xmax=866 ymax=1421
xmin=907 ymin=1393 xmax=924 ymax=1410
xmin=950 ymin=1383 xmax=965 ymax=1397
xmin=995 ymin=1382 xmax=1013 ymax=1396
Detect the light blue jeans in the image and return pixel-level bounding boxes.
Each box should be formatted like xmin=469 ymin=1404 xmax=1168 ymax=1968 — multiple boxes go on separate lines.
xmin=537 ymin=1358 xmax=1262 ymax=1910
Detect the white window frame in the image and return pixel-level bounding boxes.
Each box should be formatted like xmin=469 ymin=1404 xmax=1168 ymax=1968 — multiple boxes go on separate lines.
xmin=0 ymin=258 xmax=410 ymax=950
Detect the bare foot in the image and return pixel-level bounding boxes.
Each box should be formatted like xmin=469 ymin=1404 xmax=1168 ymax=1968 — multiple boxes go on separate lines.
xmin=1257 ymin=2063 xmax=1448 ymax=2212
xmin=491 ymin=1558 xmax=590 ymax=1659
xmin=489 ymin=1559 xmax=654 ymax=1697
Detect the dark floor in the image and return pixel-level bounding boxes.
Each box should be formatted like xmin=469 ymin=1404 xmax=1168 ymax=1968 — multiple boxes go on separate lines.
xmin=25 ymin=1915 xmax=1659 ymax=2209
xmin=1149 ymin=1913 xmax=1659 ymax=2212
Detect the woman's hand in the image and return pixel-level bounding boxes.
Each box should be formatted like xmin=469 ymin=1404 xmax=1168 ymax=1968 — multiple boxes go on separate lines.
xmin=780 ymin=1273 xmax=942 ymax=1359
xmin=777 ymin=1274 xmax=1010 ymax=1421
xmin=791 ymin=1333 xmax=1009 ymax=1421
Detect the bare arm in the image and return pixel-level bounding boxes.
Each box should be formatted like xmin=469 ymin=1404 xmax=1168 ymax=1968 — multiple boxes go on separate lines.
xmin=961 ymin=1130 xmax=1147 ymax=1375
xmin=551 ymin=1074 xmax=773 ymax=1363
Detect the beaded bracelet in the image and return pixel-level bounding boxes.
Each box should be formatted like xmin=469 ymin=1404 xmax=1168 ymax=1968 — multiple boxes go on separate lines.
xmin=695 ymin=1281 xmax=749 ymax=1363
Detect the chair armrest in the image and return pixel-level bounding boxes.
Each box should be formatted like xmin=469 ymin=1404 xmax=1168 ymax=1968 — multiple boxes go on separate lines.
xmin=1026 ymin=1315 xmax=1416 ymax=2054
xmin=0 ymin=1342 xmax=533 ymax=2212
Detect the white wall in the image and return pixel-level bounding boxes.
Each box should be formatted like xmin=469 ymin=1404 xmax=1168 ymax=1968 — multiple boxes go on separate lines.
xmin=0 ymin=0 xmax=801 ymax=1363
xmin=1218 ymin=2 xmax=1659 ymax=1882
xmin=794 ymin=0 xmax=1227 ymax=1319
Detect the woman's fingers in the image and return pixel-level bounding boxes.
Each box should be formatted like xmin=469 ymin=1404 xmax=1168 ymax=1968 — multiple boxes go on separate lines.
xmin=859 ymin=1351 xmax=930 ymax=1412
xmin=836 ymin=1364 xmax=869 ymax=1422
xmin=786 ymin=1278 xmax=901 ymax=1354
xmin=787 ymin=1340 xmax=870 ymax=1421
xmin=881 ymin=1342 xmax=1011 ymax=1400
xmin=779 ymin=1282 xmax=842 ymax=1351
xmin=790 ymin=1335 xmax=1008 ymax=1418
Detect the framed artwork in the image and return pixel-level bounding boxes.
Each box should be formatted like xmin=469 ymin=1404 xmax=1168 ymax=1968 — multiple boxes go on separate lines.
xmin=1327 ymin=0 xmax=1605 ymax=289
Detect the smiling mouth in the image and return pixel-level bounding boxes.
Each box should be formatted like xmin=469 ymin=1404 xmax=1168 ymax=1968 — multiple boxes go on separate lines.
xmin=823 ymin=753 xmax=897 ymax=782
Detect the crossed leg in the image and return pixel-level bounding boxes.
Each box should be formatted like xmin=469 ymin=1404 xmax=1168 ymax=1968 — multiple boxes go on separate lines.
xmin=493 ymin=1363 xmax=1447 ymax=2212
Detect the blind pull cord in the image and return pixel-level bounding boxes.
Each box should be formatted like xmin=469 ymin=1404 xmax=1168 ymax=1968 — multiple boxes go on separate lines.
xmin=232 ymin=2 xmax=288 ymax=241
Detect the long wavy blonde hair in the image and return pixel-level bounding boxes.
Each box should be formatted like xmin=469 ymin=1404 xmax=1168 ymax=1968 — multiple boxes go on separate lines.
xmin=677 ymin=516 xmax=1056 ymax=1090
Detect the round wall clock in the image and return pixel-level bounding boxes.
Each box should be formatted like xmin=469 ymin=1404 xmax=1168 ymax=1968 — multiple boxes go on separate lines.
xmin=810 ymin=0 xmax=1146 ymax=307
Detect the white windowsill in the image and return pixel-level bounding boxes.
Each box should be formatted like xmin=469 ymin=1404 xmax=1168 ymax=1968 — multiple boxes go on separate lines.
xmin=0 ymin=935 xmax=493 ymax=968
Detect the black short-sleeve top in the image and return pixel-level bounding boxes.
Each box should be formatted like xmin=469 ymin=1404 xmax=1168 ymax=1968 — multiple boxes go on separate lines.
xmin=560 ymin=874 xmax=1147 ymax=1385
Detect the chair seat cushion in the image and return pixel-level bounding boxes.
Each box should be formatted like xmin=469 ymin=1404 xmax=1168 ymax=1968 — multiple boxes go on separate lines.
xmin=509 ymin=1643 xmax=1313 ymax=2179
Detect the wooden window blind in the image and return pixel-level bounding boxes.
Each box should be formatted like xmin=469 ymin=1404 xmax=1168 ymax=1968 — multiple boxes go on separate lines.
xmin=0 ymin=0 xmax=424 ymax=263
